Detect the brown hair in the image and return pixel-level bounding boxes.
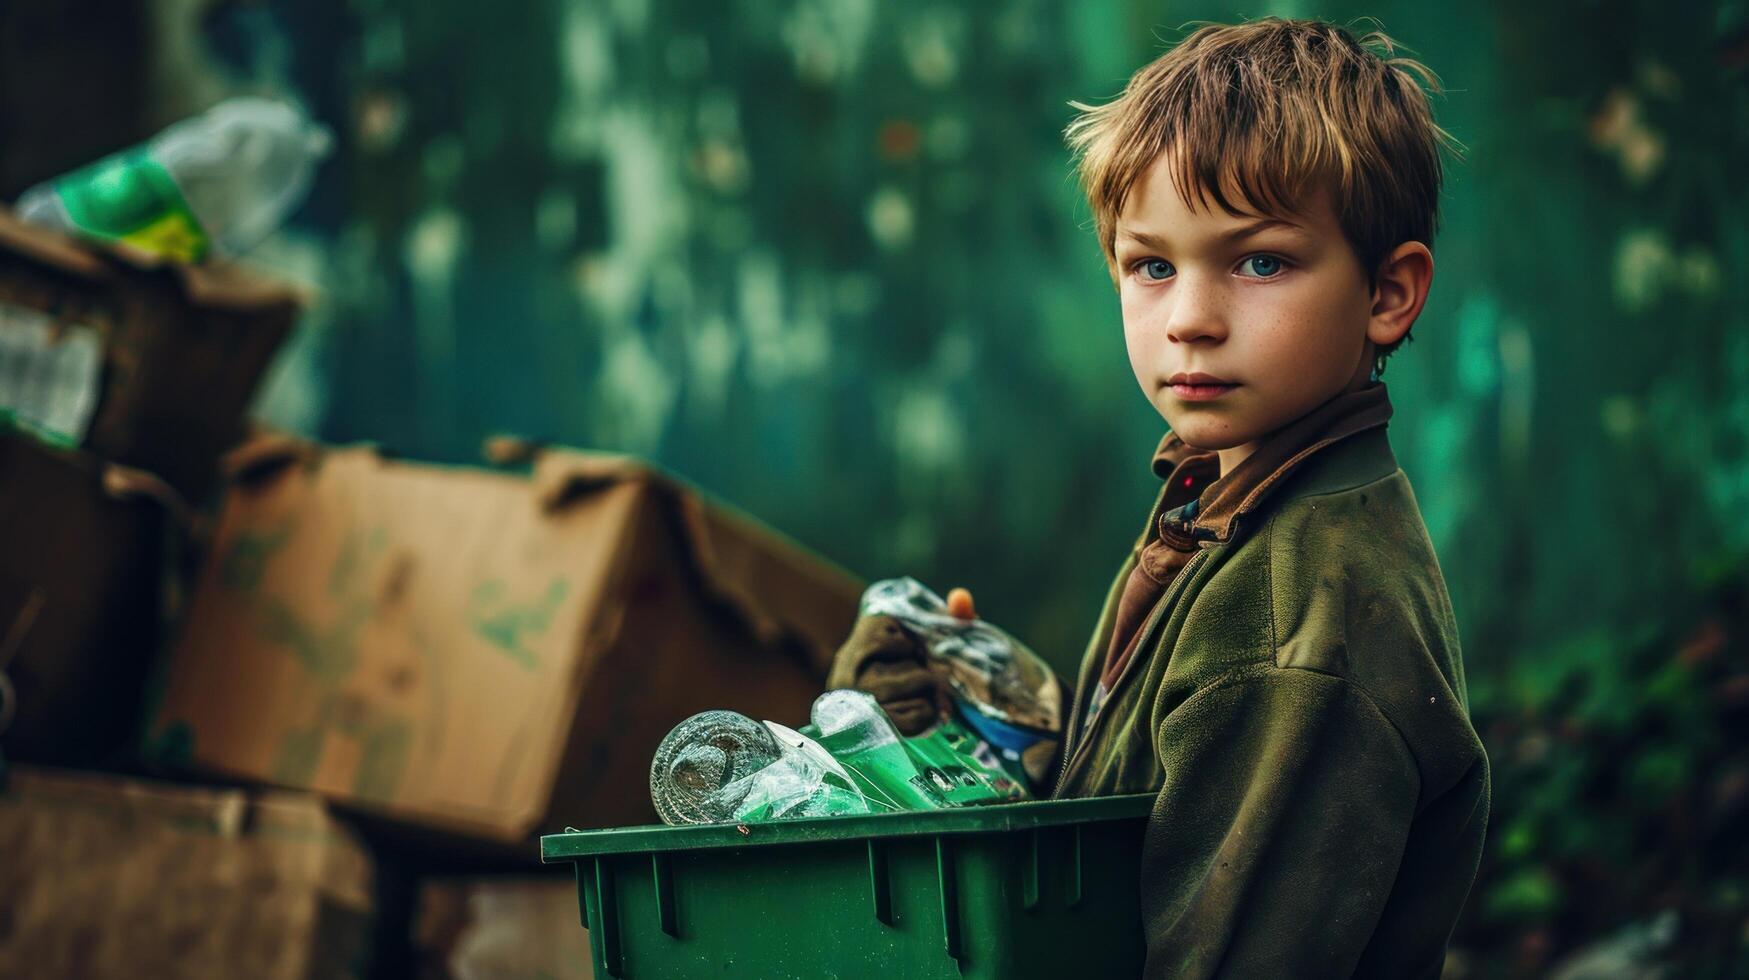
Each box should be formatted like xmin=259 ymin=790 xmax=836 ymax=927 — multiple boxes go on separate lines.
xmin=1065 ymin=17 xmax=1462 ymax=367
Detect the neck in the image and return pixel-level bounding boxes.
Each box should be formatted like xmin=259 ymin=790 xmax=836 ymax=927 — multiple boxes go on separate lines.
xmin=1217 ymin=443 xmax=1257 ymax=479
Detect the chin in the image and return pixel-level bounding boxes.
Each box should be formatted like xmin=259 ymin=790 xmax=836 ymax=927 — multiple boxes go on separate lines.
xmin=1168 ymin=423 xmax=1238 ymax=451
xmin=1163 ymin=419 xmax=1248 ymax=451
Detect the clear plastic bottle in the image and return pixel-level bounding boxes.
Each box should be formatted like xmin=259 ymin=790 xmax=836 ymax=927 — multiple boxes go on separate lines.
xmin=650 ymin=710 xmax=782 ymax=825
xmin=15 ymin=97 xmax=332 ymax=262
xmin=649 ymin=709 xmax=870 ymax=826
xmin=811 ymin=689 xmax=951 ymax=811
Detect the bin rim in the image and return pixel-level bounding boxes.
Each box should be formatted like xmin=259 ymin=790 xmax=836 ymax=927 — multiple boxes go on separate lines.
xmin=540 ymin=792 xmax=1154 ymax=862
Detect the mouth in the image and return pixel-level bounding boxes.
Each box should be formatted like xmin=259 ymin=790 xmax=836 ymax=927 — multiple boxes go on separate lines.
xmin=1166 ymin=373 xmax=1239 ymax=402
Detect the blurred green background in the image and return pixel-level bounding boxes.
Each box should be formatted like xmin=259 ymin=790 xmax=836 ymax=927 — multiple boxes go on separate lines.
xmin=4 ymin=0 xmax=1746 ymax=975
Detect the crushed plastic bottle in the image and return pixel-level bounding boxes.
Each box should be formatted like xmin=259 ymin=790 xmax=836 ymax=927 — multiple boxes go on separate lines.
xmin=858 ymin=577 xmax=1063 ymax=785
xmin=811 ymin=688 xmax=905 ymax=757
xmin=15 ymin=97 xmax=332 ymax=262
xmin=811 ymin=690 xmax=1021 ymax=810
xmin=809 ymin=689 xmax=929 ymax=810
xmin=649 ymin=710 xmax=870 ymax=826
xmin=649 ymin=710 xmax=783 ymax=825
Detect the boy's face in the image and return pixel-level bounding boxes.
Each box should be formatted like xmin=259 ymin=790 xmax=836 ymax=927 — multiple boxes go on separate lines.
xmin=1113 ymin=152 xmax=1383 ymax=477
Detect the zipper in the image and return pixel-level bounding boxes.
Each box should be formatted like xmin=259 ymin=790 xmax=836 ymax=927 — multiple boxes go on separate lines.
xmin=1051 ymin=546 xmax=1212 ymax=799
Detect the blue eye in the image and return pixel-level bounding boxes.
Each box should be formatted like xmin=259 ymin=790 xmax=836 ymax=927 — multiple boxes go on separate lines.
xmin=1241 ymin=255 xmax=1284 ymax=278
xmin=1138 ymin=259 xmax=1172 ymax=281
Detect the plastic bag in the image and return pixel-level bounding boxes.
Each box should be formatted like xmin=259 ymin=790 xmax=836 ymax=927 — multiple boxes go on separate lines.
xmin=859 ymin=577 xmax=1062 ymax=784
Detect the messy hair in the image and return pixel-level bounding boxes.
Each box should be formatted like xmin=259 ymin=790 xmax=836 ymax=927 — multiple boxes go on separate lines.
xmin=1066 ymin=17 xmax=1462 ymax=367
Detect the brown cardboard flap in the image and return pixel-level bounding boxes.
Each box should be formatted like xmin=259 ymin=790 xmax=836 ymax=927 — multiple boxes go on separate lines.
xmin=0 ymin=209 xmax=109 ymax=281
xmin=222 ymin=431 xmax=323 ymax=485
xmin=100 ymin=458 xmax=197 ymax=531
xmin=171 ymin=256 xmax=309 ymax=312
xmin=531 ymin=448 xmax=862 ymax=674
xmin=0 ymin=205 xmax=304 ymax=312
xmin=1 ymin=429 xmax=197 ymax=532
xmin=530 ymin=449 xmax=650 ymax=511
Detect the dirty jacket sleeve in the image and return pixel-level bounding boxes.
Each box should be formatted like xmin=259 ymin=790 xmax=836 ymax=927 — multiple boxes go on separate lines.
xmin=1141 ymin=665 xmax=1420 ymax=978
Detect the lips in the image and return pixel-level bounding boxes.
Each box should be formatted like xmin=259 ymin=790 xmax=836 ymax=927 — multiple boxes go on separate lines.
xmin=1167 ymin=372 xmax=1236 ymax=386
xmin=1166 ymin=372 xmax=1239 ymax=403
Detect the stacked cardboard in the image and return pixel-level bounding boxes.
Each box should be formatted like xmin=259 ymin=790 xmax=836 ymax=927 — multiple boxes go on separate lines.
xmin=0 ymin=766 xmax=375 ymax=979
xmin=145 ymin=438 xmax=864 ymax=846
xmin=0 ymin=208 xmax=298 ymax=766
xmin=0 ymin=204 xmax=867 ymax=973
xmin=0 ymin=428 xmax=174 ymax=764
xmin=0 ymin=207 xmax=301 ymax=502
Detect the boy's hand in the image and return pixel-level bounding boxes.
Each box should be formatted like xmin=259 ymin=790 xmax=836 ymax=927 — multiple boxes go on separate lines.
xmin=826 ymin=587 xmax=977 ymax=736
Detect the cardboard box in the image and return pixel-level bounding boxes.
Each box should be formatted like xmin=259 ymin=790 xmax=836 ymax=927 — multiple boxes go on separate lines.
xmin=0 ymin=765 xmax=374 ymax=980
xmin=146 ymin=439 xmax=863 ymax=846
xmin=414 ymin=876 xmax=591 ymax=980
xmin=0 ymin=206 xmax=301 ymax=502
xmin=0 ymin=423 xmax=180 ymax=765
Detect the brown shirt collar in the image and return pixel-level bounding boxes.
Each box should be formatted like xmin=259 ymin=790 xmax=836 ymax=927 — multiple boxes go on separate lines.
xmin=1150 ymin=381 xmax=1395 ymax=543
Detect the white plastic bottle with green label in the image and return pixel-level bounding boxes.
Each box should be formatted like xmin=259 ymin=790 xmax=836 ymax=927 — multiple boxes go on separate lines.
xmin=14 ymin=97 xmax=332 ymax=262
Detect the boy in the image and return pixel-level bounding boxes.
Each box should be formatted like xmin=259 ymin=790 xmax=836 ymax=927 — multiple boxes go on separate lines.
xmin=827 ymin=17 xmax=1490 ymax=978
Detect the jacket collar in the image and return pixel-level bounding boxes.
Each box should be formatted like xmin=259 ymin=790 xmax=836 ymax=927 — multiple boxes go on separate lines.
xmin=1150 ymin=381 xmax=1395 ymax=544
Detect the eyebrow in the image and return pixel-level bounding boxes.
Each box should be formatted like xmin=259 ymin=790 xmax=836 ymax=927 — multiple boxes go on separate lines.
xmin=1117 ymin=218 xmax=1310 ymax=251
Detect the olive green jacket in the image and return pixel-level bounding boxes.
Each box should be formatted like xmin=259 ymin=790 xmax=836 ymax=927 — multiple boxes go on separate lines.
xmin=1050 ymin=418 xmax=1490 ymax=978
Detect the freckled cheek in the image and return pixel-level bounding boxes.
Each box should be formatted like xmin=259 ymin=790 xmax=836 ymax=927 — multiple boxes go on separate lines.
xmin=1120 ymin=304 xmax=1166 ymax=372
xmin=1119 ymin=290 xmax=1165 ymax=342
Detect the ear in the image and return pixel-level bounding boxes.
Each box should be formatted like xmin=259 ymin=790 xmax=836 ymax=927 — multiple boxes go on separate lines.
xmin=1367 ymin=241 xmax=1434 ymax=349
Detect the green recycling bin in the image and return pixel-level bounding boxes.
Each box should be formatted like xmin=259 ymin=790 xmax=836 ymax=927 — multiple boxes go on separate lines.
xmin=540 ymin=794 xmax=1154 ymax=978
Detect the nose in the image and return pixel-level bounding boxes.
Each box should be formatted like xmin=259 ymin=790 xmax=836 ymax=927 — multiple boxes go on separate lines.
xmin=1164 ymin=275 xmax=1228 ymax=346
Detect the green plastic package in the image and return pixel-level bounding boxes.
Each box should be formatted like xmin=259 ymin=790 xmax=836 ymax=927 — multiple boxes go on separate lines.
xmin=803 ymin=690 xmax=1024 ymax=812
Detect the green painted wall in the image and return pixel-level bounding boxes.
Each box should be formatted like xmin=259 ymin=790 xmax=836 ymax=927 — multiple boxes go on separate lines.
xmin=257 ymin=0 xmax=1744 ymax=669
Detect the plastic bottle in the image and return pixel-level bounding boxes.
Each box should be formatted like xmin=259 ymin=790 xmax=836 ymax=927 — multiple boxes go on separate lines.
xmin=15 ymin=97 xmax=332 ymax=262
xmin=811 ymin=690 xmax=957 ymax=810
xmin=648 ymin=710 xmax=869 ymax=826
xmin=811 ymin=690 xmax=1017 ymax=810
xmin=737 ymin=721 xmax=871 ymax=821
xmin=650 ymin=710 xmax=783 ymax=826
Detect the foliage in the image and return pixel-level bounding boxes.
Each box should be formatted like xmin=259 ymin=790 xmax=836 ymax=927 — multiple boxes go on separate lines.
xmin=1453 ymin=552 xmax=1749 ymax=977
